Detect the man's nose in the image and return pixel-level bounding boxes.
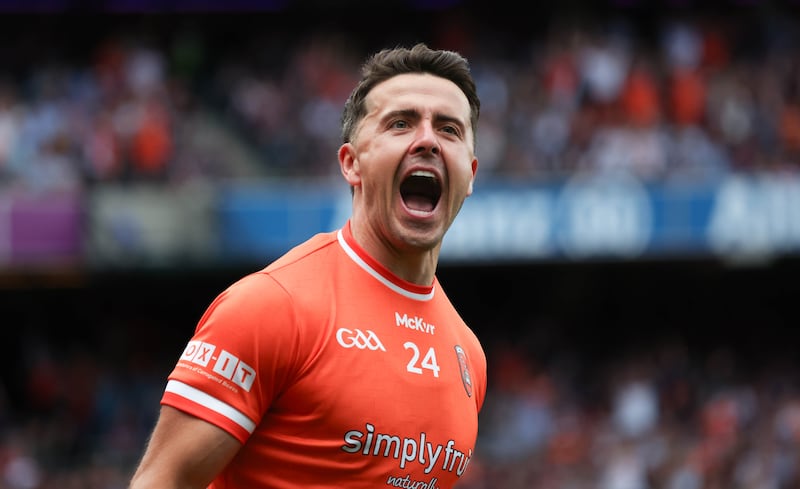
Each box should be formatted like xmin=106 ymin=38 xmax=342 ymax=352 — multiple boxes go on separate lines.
xmin=411 ymin=122 xmax=440 ymax=155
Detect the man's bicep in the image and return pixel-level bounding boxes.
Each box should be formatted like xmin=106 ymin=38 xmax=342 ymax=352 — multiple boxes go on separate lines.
xmin=129 ymin=405 xmax=241 ymax=489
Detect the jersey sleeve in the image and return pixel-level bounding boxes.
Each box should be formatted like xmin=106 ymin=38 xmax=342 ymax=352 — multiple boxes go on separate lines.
xmin=162 ymin=271 xmax=299 ymax=444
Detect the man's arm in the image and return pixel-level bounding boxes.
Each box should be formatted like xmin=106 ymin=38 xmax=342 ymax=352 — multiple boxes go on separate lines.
xmin=128 ymin=405 xmax=242 ymax=489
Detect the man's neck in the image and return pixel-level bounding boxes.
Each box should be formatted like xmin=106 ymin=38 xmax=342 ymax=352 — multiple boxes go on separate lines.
xmin=348 ymin=220 xmax=439 ymax=286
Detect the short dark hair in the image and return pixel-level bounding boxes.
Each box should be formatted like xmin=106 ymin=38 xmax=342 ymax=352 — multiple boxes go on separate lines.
xmin=341 ymin=43 xmax=480 ymax=149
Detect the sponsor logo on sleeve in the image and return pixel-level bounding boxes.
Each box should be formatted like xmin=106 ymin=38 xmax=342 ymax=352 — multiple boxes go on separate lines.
xmin=179 ymin=340 xmax=256 ymax=392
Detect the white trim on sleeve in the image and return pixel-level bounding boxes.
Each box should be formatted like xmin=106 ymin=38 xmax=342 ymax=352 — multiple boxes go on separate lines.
xmin=165 ymin=379 xmax=257 ymax=433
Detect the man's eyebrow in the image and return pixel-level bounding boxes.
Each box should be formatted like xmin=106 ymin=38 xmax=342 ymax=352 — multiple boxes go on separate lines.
xmin=383 ymin=109 xmax=466 ymax=129
xmin=383 ymin=109 xmax=420 ymax=121
xmin=435 ymin=113 xmax=466 ymax=130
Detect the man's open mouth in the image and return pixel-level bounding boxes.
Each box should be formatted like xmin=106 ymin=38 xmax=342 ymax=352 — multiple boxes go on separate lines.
xmin=400 ymin=170 xmax=442 ymax=213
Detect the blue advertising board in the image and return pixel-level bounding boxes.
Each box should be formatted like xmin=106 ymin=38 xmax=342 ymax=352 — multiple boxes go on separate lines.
xmin=216 ymin=174 xmax=800 ymax=264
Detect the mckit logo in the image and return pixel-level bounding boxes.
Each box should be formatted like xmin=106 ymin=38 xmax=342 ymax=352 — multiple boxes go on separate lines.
xmin=395 ymin=312 xmax=436 ymax=335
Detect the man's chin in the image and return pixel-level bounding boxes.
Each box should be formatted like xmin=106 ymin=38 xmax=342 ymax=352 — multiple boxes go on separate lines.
xmin=395 ymin=223 xmax=444 ymax=252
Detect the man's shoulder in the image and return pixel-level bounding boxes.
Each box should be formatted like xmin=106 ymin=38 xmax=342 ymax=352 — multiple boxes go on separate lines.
xmin=221 ymin=230 xmax=340 ymax=303
xmin=263 ymin=229 xmax=340 ymax=275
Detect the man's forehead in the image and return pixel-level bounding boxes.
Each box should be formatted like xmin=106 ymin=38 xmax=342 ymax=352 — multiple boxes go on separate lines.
xmin=366 ymin=73 xmax=470 ymax=115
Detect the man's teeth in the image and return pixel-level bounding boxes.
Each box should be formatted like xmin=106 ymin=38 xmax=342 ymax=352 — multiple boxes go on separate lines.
xmin=411 ymin=170 xmax=436 ymax=179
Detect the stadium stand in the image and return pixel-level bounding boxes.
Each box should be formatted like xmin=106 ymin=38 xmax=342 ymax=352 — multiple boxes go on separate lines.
xmin=1 ymin=2 xmax=799 ymax=487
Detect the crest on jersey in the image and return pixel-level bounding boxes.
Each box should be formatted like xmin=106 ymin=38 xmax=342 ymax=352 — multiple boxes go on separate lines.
xmin=454 ymin=345 xmax=473 ymax=397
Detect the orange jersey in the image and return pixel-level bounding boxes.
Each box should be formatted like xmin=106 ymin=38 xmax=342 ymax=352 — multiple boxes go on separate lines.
xmin=162 ymin=220 xmax=487 ymax=488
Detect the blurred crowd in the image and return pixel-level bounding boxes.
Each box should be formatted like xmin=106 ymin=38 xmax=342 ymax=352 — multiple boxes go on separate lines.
xmin=1 ymin=6 xmax=800 ymax=489
xmin=0 ymin=7 xmax=798 ymax=197
xmin=463 ymin=336 xmax=800 ymax=489
xmin=5 ymin=304 xmax=800 ymax=489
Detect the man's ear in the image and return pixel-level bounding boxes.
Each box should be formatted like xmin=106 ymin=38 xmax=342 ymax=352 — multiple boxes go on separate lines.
xmin=467 ymin=157 xmax=478 ymax=196
xmin=338 ymin=143 xmax=361 ymax=187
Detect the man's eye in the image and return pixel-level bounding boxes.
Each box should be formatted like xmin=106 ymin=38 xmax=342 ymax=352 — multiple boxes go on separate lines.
xmin=392 ymin=120 xmax=408 ymax=129
xmin=441 ymin=125 xmax=459 ymax=136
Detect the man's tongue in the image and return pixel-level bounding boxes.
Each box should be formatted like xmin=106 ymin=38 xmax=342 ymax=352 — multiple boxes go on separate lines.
xmin=404 ymin=194 xmax=435 ymax=212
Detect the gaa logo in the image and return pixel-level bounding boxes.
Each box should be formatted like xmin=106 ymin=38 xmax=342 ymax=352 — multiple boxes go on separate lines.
xmin=336 ymin=328 xmax=386 ymax=351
